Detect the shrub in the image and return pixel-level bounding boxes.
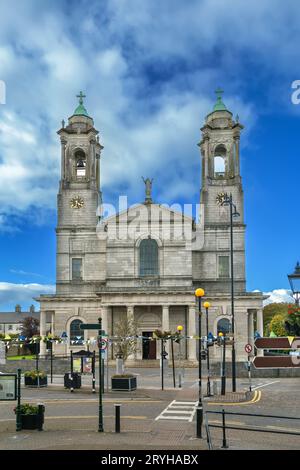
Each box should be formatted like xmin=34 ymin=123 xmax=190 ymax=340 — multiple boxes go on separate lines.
xmin=13 ymin=403 xmax=45 ymax=415
xmin=24 ymin=370 xmax=47 ymax=379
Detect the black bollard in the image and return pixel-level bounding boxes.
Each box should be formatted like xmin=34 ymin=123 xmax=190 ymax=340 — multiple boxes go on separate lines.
xmin=115 ymin=404 xmax=121 ymax=433
xmin=37 ymin=403 xmax=44 ymax=431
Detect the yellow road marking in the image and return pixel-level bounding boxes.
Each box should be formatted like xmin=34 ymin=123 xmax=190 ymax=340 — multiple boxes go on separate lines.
xmin=207 ymin=390 xmax=262 ymax=406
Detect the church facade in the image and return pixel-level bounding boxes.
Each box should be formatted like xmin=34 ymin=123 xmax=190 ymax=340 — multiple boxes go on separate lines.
xmin=38 ymin=91 xmax=264 ymax=364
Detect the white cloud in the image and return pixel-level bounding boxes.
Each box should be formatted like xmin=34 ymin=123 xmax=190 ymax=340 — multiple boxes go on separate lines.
xmin=0 ymin=282 xmax=55 ymax=310
xmin=262 ymin=289 xmax=295 ymax=306
xmin=0 ymin=0 xmax=297 ymax=223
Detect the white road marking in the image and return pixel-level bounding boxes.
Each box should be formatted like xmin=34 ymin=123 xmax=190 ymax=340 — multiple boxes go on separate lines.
xmin=251 ymin=380 xmax=280 ymax=390
xmin=155 ymin=400 xmax=198 ymax=422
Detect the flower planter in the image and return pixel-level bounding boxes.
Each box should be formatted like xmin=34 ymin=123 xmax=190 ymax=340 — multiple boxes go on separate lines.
xmin=24 ymin=376 xmax=48 ymax=387
xmin=111 ymin=376 xmax=137 ymax=391
xmin=20 ymin=413 xmax=44 ymax=430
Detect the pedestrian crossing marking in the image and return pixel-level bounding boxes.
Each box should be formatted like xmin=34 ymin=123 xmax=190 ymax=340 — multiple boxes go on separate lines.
xmin=155 ymin=400 xmax=198 ymax=422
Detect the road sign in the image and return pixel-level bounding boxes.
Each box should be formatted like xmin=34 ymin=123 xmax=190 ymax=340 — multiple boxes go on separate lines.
xmin=80 ymin=324 xmax=105 ymax=333
xmin=255 ymin=337 xmax=300 ymax=350
xmin=253 ymin=356 xmax=300 ymax=369
xmin=0 ymin=374 xmax=17 ymax=400
xmin=98 ymin=337 xmax=108 ymax=350
xmin=244 ymin=343 xmax=252 ymax=354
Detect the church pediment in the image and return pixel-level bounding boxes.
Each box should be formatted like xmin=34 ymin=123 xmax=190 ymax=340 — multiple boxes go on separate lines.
xmin=103 ymin=203 xmax=194 ymax=226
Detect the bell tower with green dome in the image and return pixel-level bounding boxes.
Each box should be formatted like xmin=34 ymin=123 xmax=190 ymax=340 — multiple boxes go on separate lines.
xmin=56 ymin=92 xmax=106 ymax=294
xmin=195 ymin=89 xmax=246 ymax=294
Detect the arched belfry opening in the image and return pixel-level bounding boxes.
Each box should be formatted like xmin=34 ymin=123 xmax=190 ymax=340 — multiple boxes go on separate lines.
xmin=213 ymin=144 xmax=226 ymax=178
xmin=75 ymin=149 xmax=86 ymax=177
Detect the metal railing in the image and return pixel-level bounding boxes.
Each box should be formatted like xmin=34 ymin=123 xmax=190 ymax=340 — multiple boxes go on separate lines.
xmin=206 ymin=409 xmax=300 ymax=450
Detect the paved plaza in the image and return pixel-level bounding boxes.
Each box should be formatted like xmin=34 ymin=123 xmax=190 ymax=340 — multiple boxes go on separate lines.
xmin=0 ymin=370 xmax=299 ymax=450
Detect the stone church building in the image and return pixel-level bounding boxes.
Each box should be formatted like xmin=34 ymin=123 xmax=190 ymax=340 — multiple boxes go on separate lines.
xmin=38 ymin=91 xmax=263 ymax=364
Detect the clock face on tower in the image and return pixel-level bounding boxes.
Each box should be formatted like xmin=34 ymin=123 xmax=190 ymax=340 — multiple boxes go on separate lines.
xmin=216 ymin=192 xmax=228 ymax=206
xmin=70 ymin=196 xmax=84 ymax=209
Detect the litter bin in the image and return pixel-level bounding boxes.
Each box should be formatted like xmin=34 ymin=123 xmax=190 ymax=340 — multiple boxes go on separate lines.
xmin=64 ymin=372 xmax=82 ymax=389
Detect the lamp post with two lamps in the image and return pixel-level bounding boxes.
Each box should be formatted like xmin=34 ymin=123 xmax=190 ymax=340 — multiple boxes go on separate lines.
xmin=195 ymin=287 xmax=205 ymax=438
xmin=216 ymin=192 xmax=240 ymax=392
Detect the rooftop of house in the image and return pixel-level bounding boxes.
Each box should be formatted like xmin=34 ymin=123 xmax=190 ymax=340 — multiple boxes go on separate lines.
xmin=0 ymin=305 xmax=40 ymax=323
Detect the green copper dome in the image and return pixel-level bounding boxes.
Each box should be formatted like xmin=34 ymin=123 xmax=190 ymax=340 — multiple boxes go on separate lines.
xmin=213 ymin=88 xmax=227 ymax=111
xmin=73 ymin=91 xmax=90 ymax=117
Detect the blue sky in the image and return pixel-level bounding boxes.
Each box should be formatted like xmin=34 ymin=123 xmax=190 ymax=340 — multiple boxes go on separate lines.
xmin=0 ymin=0 xmax=299 ymax=310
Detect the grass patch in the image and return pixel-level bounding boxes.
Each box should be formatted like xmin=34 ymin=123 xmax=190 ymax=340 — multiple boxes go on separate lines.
xmin=7 ymin=355 xmax=36 ymax=360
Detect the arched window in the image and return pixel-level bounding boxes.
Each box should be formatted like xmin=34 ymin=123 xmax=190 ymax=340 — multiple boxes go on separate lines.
xmin=75 ymin=150 xmax=86 ymax=177
xmin=70 ymin=319 xmax=84 ymax=344
xmin=217 ymin=318 xmax=231 ymax=335
xmin=214 ymin=145 xmax=226 ymax=177
xmin=139 ymin=238 xmax=159 ymax=277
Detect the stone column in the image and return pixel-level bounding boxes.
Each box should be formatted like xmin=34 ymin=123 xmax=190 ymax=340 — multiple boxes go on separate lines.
xmin=51 ymin=312 xmax=55 ymax=335
xmin=188 ymin=305 xmax=197 ymax=361
xmin=39 ymin=310 xmax=47 ymax=356
xmin=61 ymin=138 xmax=66 ymax=180
xmin=256 ymin=309 xmax=264 ymax=357
xmin=127 ymin=306 xmax=135 ymax=360
xmin=162 ymin=305 xmax=170 ymax=355
xmin=101 ymin=306 xmax=109 ymax=335
xmin=247 ymin=310 xmax=254 ymax=348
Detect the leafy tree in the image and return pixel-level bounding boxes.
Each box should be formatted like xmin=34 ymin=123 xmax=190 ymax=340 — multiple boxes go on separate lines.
xmin=113 ymin=317 xmax=138 ymax=362
xmin=269 ymin=314 xmax=287 ymax=337
xmin=20 ymin=316 xmax=39 ymax=338
xmin=263 ymin=303 xmax=289 ymax=336
xmin=285 ymin=305 xmax=300 ymax=335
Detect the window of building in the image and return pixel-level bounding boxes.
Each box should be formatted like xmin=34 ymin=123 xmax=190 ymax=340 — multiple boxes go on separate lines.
xmin=8 ymin=325 xmax=13 ymax=331
xmin=70 ymin=319 xmax=84 ymax=344
xmin=218 ymin=255 xmax=229 ymax=278
xmin=139 ymin=238 xmax=159 ymax=277
xmin=217 ymin=318 xmax=231 ymax=335
xmin=72 ymin=258 xmax=82 ymax=280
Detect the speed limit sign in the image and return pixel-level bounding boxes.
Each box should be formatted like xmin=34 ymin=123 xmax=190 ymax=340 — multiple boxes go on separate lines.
xmin=245 ymin=343 xmax=252 ymax=354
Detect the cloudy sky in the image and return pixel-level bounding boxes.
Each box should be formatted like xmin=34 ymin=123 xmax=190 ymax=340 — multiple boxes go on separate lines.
xmin=0 ymin=0 xmax=299 ymax=309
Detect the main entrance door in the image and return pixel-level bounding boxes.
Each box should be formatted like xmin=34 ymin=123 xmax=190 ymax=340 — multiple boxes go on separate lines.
xmin=142 ymin=332 xmax=156 ymax=359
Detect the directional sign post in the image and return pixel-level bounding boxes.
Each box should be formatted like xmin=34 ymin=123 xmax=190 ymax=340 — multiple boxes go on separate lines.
xmin=254 ymin=337 xmax=300 ymax=369
xmin=254 ymin=337 xmax=300 ymax=350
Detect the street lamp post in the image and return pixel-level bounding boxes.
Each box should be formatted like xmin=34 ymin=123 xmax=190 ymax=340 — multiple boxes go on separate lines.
xmin=195 ymin=287 xmax=205 ymax=438
xmin=217 ymin=193 xmax=240 ymax=393
xmin=203 ymin=301 xmax=212 ymax=397
xmin=288 ymin=262 xmax=300 ymax=306
xmin=177 ymin=325 xmax=183 ymax=388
